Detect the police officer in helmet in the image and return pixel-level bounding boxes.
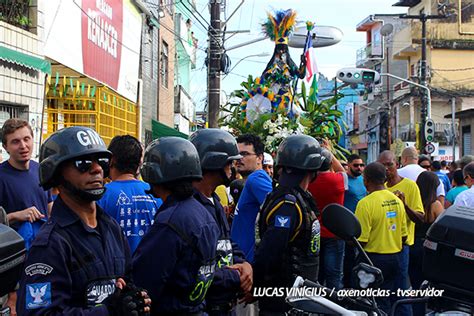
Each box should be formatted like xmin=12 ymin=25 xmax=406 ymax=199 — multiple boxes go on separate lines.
xmin=190 ymin=128 xmax=253 ymax=315
xmin=133 ymin=136 xmax=220 ymax=315
xmin=17 ymin=126 xmax=151 ymax=315
xmin=254 ymin=135 xmax=324 ymax=315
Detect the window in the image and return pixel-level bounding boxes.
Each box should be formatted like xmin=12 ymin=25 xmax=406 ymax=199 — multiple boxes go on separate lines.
xmin=161 ymin=41 xmax=169 ymax=88
xmin=463 ymin=125 xmax=471 ymax=156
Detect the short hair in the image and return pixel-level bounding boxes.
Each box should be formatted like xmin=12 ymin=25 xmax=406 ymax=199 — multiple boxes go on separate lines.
xmin=418 ymin=155 xmax=431 ymax=165
xmin=108 ymin=135 xmax=143 ymax=175
xmin=1 ymin=118 xmax=33 ymax=144
xmin=453 ymin=169 xmax=465 ymax=186
xmin=460 ymin=155 xmax=474 ymax=169
xmin=378 ymin=150 xmax=395 ymax=162
xmin=441 ymin=160 xmax=447 ymax=167
xmin=431 ymin=160 xmax=441 ymax=171
xmin=401 ymin=147 xmax=418 ymax=160
xmin=347 ymin=154 xmax=361 ymax=163
xmin=463 ymin=162 xmax=474 ymax=179
xmin=363 ymin=162 xmax=386 ymax=185
xmin=236 ymin=134 xmax=264 ymax=156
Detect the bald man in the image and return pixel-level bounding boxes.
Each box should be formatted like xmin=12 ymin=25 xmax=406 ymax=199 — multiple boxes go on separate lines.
xmin=398 ymin=147 xmax=445 ymax=205
xmin=378 ymin=151 xmax=424 ymax=316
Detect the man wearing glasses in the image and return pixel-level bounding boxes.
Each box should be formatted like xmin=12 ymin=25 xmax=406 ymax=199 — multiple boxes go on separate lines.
xmin=342 ymin=154 xmax=367 ymax=288
xmin=231 ymin=134 xmax=272 ymax=264
xmin=17 ymin=127 xmax=150 ymax=315
xmin=453 ymin=162 xmax=474 ymax=207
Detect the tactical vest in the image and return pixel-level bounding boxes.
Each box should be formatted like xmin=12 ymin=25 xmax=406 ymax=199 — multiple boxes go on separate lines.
xmin=256 ymin=185 xmax=321 ymax=284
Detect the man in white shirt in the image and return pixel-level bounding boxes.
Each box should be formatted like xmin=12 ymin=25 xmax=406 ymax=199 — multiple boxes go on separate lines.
xmin=454 ymin=162 xmax=474 ymax=207
xmin=398 ymin=147 xmax=445 ymax=205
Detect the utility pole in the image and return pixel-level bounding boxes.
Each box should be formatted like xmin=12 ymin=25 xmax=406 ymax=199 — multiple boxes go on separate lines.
xmin=400 ymin=13 xmax=445 ymax=153
xmin=207 ymin=0 xmax=222 ymax=128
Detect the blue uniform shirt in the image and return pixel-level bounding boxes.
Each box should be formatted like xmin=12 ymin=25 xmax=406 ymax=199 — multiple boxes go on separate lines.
xmin=344 ymin=175 xmax=366 ymax=213
xmin=132 ymin=194 xmax=220 ymax=315
xmin=193 ymin=190 xmax=244 ymax=309
xmin=97 ymin=180 xmax=162 ymax=253
xmin=17 ymin=196 xmax=131 ymax=315
xmin=230 ymin=170 xmax=272 ymax=262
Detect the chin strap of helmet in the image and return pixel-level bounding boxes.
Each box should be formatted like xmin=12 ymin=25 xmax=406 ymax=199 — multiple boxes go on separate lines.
xmin=60 ymin=178 xmax=106 ymax=201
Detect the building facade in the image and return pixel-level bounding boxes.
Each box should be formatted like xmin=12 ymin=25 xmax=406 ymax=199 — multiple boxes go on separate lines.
xmin=350 ymin=0 xmax=474 ymax=161
xmin=0 ymin=0 xmax=50 ymax=160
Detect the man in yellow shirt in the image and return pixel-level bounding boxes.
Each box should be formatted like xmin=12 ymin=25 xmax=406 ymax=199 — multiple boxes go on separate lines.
xmin=355 ymin=162 xmax=407 ymax=314
xmin=378 ymin=151 xmax=424 ymax=316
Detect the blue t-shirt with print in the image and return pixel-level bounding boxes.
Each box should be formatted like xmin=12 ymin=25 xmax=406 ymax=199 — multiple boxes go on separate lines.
xmin=98 ymin=180 xmax=162 ymax=253
xmin=344 ymin=175 xmax=366 ymax=213
xmin=230 ymin=169 xmax=272 ymax=263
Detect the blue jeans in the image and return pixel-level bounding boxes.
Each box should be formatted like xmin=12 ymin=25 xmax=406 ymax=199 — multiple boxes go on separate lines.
xmin=318 ymin=238 xmax=345 ymax=290
xmin=393 ymin=245 xmax=413 ymax=316
xmin=367 ymin=252 xmax=401 ymax=314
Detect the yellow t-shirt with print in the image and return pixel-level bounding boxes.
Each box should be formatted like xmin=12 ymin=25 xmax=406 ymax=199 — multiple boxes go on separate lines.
xmin=385 ymin=177 xmax=424 ymax=246
xmin=355 ymin=190 xmax=408 ymax=254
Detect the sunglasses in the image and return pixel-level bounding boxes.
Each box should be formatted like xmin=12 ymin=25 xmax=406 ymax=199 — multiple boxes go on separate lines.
xmin=421 ymin=165 xmax=431 ymax=169
xmin=73 ymin=157 xmax=110 ymax=174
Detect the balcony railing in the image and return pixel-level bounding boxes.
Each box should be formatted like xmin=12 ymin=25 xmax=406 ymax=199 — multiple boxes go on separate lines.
xmin=356 ymin=42 xmax=383 ymax=66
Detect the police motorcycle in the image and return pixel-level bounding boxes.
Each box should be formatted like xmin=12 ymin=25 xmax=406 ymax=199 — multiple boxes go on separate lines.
xmin=0 ymin=224 xmax=27 ymax=316
xmin=389 ymin=204 xmax=474 ymax=316
xmin=285 ymin=204 xmax=386 ymax=316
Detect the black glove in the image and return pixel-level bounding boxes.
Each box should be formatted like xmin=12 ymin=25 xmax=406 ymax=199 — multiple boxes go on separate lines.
xmin=103 ymin=282 xmax=150 ymax=316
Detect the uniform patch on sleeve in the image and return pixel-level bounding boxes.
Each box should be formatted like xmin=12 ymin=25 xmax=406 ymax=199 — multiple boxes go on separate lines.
xmin=25 ymin=263 xmax=53 ymax=276
xmin=275 ymin=215 xmax=291 ymax=228
xmin=26 ymin=282 xmax=51 ymax=309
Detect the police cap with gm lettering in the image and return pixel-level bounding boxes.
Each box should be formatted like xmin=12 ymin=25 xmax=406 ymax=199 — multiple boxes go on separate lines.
xmin=39 ymin=126 xmax=111 ymax=189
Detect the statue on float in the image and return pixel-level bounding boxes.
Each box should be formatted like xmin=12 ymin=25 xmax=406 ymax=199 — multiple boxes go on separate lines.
xmin=241 ymin=9 xmax=307 ymax=124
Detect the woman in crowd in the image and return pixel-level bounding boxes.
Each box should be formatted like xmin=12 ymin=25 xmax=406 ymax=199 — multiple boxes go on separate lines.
xmin=411 ymin=171 xmax=445 ymax=315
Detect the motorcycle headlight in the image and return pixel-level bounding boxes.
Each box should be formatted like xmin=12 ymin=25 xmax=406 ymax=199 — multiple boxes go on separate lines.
xmin=353 ymin=263 xmax=383 ymax=289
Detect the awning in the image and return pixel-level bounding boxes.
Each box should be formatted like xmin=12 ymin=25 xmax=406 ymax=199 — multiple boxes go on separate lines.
xmin=152 ymin=120 xmax=188 ymax=139
xmin=0 ymin=45 xmax=51 ymax=74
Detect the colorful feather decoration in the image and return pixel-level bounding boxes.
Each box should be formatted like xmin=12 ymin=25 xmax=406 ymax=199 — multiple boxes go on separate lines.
xmin=262 ymin=9 xmax=297 ymax=44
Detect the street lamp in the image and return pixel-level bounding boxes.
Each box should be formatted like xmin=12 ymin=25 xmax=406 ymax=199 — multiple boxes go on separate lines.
xmin=223 ymin=53 xmax=270 ymax=79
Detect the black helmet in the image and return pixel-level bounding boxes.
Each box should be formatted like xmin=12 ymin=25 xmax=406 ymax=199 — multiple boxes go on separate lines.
xmin=318 ymin=149 xmax=333 ymax=172
xmin=39 ymin=126 xmax=111 ymax=189
xmin=275 ymin=135 xmax=324 ymax=171
xmin=189 ymin=128 xmax=242 ymax=170
xmin=141 ymin=136 xmax=202 ymax=185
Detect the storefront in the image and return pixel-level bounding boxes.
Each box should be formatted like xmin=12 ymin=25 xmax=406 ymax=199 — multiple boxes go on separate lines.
xmin=42 ymin=0 xmax=142 ymax=143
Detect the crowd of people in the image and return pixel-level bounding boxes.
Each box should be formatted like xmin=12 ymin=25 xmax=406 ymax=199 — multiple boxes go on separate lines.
xmin=1 ymin=117 xmax=473 ymax=315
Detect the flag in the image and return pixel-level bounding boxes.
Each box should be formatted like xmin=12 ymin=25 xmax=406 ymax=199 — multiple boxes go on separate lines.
xmin=303 ymin=28 xmax=318 ymax=85
xmin=308 ymin=74 xmax=318 ymax=103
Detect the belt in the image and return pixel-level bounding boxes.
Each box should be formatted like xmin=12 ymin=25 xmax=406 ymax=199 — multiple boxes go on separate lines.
xmin=205 ymin=302 xmax=233 ymax=313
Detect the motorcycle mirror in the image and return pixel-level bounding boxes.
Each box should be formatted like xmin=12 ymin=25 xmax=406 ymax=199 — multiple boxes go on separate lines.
xmin=321 ymin=203 xmax=361 ymax=241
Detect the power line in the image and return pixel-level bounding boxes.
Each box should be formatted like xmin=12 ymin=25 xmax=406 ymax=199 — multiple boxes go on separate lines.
xmin=432 ymin=66 xmax=474 ymax=71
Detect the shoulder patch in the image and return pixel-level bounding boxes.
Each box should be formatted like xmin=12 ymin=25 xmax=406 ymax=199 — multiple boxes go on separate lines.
xmin=25 ymin=263 xmax=53 ymax=276
xmin=26 ymin=282 xmax=51 ymax=309
xmin=275 ymin=215 xmax=291 ymax=228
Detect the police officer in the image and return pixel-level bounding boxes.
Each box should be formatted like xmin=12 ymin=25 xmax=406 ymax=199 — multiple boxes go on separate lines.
xmin=254 ymin=135 xmax=324 ymax=315
xmin=17 ymin=126 xmax=150 ymax=315
xmin=190 ymin=129 xmax=253 ymax=315
xmin=133 ymin=137 xmax=220 ymax=315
